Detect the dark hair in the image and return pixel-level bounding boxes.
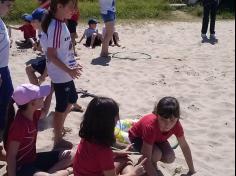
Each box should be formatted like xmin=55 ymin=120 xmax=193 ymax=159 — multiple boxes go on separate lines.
xmin=41 ymin=0 xmax=77 ymax=33
xmin=153 ymin=97 xmax=180 ymax=119
xmin=79 ymin=97 xmax=119 ymax=147
xmin=3 ymin=100 xmax=28 ymax=148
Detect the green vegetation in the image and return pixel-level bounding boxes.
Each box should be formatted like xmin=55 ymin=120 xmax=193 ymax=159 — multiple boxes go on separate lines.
xmin=3 ymin=0 xmax=235 ymax=23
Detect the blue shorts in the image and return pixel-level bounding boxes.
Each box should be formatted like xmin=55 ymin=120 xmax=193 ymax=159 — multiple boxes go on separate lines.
xmin=101 ymin=11 xmax=116 ymax=23
xmin=53 ymin=81 xmax=78 ymax=113
xmin=31 ymin=59 xmax=46 ymax=75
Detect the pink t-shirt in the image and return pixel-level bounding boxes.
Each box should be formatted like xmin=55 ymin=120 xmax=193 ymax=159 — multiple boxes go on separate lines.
xmin=73 ymin=139 xmax=115 ymax=176
xmin=129 ymin=114 xmax=184 ymax=145
xmin=7 ymin=110 xmax=41 ymax=168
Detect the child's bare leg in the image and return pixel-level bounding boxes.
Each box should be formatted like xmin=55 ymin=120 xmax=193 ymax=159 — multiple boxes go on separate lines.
xmin=33 ymin=167 xmax=73 ymax=176
xmin=113 ymin=32 xmax=121 ymax=47
xmin=54 ymin=104 xmax=73 ymax=148
xmin=90 ymin=33 xmax=97 ymax=48
xmin=71 ymin=33 xmax=77 ymax=56
xmin=101 ymin=21 xmax=115 ymax=57
xmin=114 ymin=156 xmax=133 ymax=174
xmin=25 ymin=65 xmax=39 ymax=85
xmin=158 ymin=141 xmax=175 ymax=163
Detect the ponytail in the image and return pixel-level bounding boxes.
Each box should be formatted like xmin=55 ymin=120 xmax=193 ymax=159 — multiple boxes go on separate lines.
xmin=41 ymin=10 xmax=54 ymax=34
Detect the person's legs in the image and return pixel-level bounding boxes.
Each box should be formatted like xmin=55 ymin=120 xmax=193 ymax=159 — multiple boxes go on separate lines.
xmin=101 ymin=21 xmax=115 ymax=57
xmin=113 ymin=32 xmax=121 ymax=47
xmin=201 ymin=3 xmax=211 ymax=36
xmin=53 ymin=82 xmax=73 ymax=149
xmin=157 ymin=141 xmax=175 ymax=163
xmin=114 ymin=156 xmax=133 ymax=174
xmin=0 ymin=67 xmax=14 ymax=132
xmin=90 ymin=33 xmax=97 ymax=48
xmin=210 ymin=1 xmax=218 ymax=36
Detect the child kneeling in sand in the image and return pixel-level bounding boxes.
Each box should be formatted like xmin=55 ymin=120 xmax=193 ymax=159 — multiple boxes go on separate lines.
xmin=6 ymin=84 xmax=73 ymax=176
xmin=73 ymin=97 xmax=147 ymax=176
xmin=129 ymin=97 xmax=196 ymax=176
xmin=78 ymin=19 xmax=102 ymax=48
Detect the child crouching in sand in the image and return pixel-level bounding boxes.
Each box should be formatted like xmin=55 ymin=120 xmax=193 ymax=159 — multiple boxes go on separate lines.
xmin=129 ymin=97 xmax=196 ymax=176
xmin=6 ymin=84 xmax=73 ymax=176
xmin=73 ymin=97 xmax=147 ymax=176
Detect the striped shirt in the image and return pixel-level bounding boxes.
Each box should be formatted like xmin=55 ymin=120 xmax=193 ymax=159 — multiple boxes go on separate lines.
xmin=0 ymin=18 xmax=10 ymax=68
xmin=42 ymin=19 xmax=77 ymax=83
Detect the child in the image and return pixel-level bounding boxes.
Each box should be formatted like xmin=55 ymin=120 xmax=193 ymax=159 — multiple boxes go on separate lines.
xmin=0 ymin=0 xmax=14 ymax=160
xmin=9 ymin=14 xmax=36 ymax=48
xmin=67 ymin=6 xmax=80 ymax=56
xmin=41 ymin=0 xmax=82 ymax=149
xmin=201 ymin=0 xmax=218 ymax=41
xmin=6 ymin=83 xmax=74 ymax=176
xmin=99 ymin=0 xmax=116 ymax=57
xmin=73 ymin=97 xmax=147 ymax=176
xmin=128 ymin=97 xmax=196 ymax=176
xmin=78 ymin=18 xmax=102 ymax=48
xmin=102 ymin=26 xmax=121 ymax=47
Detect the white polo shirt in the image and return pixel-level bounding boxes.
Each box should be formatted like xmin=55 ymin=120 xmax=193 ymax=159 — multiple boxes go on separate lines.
xmin=43 ymin=19 xmax=77 ymax=84
xmin=0 ymin=18 xmax=10 ymax=68
xmin=99 ymin=0 xmax=116 ymax=14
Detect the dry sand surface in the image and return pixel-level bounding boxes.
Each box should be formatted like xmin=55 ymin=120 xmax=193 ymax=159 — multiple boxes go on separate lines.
xmin=0 ymin=20 xmax=235 ymax=176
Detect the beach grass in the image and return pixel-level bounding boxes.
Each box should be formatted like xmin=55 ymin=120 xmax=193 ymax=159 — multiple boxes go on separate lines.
xmin=3 ymin=0 xmax=235 ymax=23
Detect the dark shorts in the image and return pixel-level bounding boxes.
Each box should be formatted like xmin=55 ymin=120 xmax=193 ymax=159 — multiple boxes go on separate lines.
xmin=101 ymin=11 xmax=116 ymax=23
xmin=67 ymin=19 xmax=78 ymax=34
xmin=17 ymin=151 xmax=60 ymax=176
xmin=85 ymin=36 xmax=102 ymax=47
xmin=130 ymin=137 xmax=173 ymax=153
xmin=53 ymin=81 xmax=78 ymax=113
xmin=31 ymin=59 xmax=46 ymax=75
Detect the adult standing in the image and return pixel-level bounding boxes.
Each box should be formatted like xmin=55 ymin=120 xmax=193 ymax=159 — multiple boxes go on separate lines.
xmin=99 ymin=0 xmax=116 ymax=57
xmin=0 ymin=0 xmax=14 ymax=141
xmin=201 ymin=0 xmax=219 ymax=41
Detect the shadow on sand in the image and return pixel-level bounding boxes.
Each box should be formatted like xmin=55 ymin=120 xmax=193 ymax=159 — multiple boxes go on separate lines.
xmin=91 ymin=56 xmax=111 ymax=66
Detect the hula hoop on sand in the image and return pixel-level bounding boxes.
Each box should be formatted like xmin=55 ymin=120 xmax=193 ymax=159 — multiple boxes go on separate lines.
xmin=112 ymin=51 xmax=152 ymax=61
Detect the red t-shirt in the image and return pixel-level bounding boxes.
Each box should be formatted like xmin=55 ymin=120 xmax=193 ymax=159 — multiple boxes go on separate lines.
xmin=73 ymin=139 xmax=115 ymax=176
xmin=71 ymin=10 xmax=80 ymax=22
xmin=129 ymin=114 xmax=184 ymax=145
xmin=7 ymin=110 xmax=41 ymax=168
xmin=19 ymin=24 xmax=36 ymax=39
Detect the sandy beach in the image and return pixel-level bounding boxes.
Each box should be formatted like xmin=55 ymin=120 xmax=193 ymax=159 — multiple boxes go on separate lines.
xmin=0 ymin=20 xmax=235 ymax=176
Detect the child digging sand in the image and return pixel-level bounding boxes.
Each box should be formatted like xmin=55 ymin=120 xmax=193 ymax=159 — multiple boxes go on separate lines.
xmin=73 ymin=97 xmax=147 ymax=176
xmin=129 ymin=97 xmax=196 ymax=176
xmin=6 ymin=84 xmax=73 ymax=176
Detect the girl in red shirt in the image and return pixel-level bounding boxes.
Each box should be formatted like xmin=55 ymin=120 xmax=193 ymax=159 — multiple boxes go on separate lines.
xmin=5 ymin=84 xmax=73 ymax=176
xmin=129 ymin=97 xmax=196 ymax=176
xmin=73 ymin=97 xmax=146 ymax=176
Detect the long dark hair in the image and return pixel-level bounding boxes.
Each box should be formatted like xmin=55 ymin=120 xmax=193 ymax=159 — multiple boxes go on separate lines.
xmin=41 ymin=0 xmax=77 ymax=33
xmin=3 ymin=99 xmax=28 ymax=149
xmin=79 ymin=97 xmax=119 ymax=147
xmin=153 ymin=97 xmax=180 ymax=119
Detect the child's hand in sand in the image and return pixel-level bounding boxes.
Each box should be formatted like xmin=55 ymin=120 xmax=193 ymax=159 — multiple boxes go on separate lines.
xmin=131 ymin=157 xmax=147 ymax=176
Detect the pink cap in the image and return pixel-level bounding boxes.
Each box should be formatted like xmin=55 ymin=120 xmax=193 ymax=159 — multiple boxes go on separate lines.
xmin=12 ymin=84 xmax=51 ymax=105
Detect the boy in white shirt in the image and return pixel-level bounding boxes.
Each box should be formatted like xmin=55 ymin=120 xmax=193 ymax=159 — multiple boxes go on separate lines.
xmin=0 ymin=0 xmax=14 ymax=161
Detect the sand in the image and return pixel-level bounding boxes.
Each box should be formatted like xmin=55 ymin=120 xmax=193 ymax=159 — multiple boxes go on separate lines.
xmin=0 ymin=20 xmax=235 ymax=176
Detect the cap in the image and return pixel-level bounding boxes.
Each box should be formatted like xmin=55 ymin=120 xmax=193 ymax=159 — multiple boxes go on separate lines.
xmin=88 ymin=18 xmax=98 ymax=25
xmin=12 ymin=84 xmax=51 ymax=105
xmin=21 ymin=13 xmax=31 ymax=22
xmin=25 ymin=8 xmax=47 ymax=22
